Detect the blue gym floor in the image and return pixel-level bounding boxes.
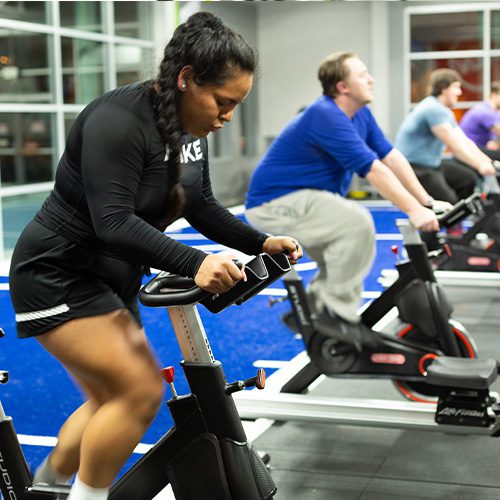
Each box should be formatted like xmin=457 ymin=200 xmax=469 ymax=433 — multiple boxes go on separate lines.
xmin=0 ymin=203 xmax=403 ymax=481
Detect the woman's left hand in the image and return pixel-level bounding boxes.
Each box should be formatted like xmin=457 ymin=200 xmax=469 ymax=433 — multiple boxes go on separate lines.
xmin=262 ymin=236 xmax=303 ymax=265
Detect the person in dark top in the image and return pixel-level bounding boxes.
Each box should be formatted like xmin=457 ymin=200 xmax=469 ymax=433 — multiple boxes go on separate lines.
xmin=9 ymin=12 xmax=301 ymax=500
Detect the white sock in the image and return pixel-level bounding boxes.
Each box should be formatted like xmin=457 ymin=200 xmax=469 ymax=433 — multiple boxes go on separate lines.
xmin=67 ymin=475 xmax=109 ymax=500
xmin=33 ymin=454 xmax=73 ymax=485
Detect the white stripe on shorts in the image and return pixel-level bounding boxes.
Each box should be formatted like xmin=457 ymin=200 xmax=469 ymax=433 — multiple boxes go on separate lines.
xmin=16 ymin=304 xmax=70 ymax=323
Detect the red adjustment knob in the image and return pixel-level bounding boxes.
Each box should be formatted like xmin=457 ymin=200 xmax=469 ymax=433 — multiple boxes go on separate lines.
xmin=444 ymin=243 xmax=452 ymax=257
xmin=254 ymin=368 xmax=266 ymax=390
xmin=161 ymin=366 xmax=175 ymax=384
xmin=225 ymin=368 xmax=267 ymax=395
xmin=390 ymin=245 xmax=399 ymax=255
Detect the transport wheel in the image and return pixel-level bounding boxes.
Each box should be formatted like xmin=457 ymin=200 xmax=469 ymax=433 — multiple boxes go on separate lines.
xmin=392 ymin=320 xmax=478 ymax=403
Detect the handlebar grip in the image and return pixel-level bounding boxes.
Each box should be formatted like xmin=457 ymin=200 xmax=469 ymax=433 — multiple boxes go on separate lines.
xmin=436 ymin=192 xmax=482 ymax=228
xmin=139 ymin=272 xmax=209 ymax=307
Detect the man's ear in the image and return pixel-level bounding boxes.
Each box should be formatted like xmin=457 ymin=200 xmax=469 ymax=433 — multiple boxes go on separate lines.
xmin=336 ymin=80 xmax=349 ymax=96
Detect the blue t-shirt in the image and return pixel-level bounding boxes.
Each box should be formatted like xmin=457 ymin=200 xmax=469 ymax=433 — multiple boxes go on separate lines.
xmin=246 ymin=96 xmax=393 ymax=209
xmin=395 ymin=96 xmax=457 ymax=168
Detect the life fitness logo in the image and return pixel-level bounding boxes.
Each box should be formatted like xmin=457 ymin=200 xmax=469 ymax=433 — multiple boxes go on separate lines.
xmin=0 ymin=451 xmax=17 ymax=499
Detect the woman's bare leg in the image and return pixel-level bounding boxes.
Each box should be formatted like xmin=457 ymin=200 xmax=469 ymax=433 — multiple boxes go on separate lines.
xmin=47 ymin=398 xmax=105 ymax=477
xmin=37 ymin=309 xmax=164 ymax=488
xmin=34 ymin=402 xmax=97 ymax=483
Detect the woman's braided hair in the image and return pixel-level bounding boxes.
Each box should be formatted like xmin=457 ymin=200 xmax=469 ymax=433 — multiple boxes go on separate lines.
xmin=152 ymin=11 xmax=257 ymax=223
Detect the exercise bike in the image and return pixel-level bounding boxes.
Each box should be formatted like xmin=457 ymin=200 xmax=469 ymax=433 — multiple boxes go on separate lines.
xmin=234 ymin=197 xmax=500 ymax=435
xmin=435 ymin=190 xmax=500 ymax=272
xmin=0 ymin=252 xmax=291 ymax=500
xmin=381 ymin=175 xmax=500 ymax=288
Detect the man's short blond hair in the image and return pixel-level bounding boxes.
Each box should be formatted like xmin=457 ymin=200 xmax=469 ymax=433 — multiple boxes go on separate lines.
xmin=318 ymin=51 xmax=356 ymax=98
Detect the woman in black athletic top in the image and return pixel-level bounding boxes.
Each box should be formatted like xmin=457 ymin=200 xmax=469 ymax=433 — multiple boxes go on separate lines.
xmin=9 ymin=12 xmax=301 ymax=500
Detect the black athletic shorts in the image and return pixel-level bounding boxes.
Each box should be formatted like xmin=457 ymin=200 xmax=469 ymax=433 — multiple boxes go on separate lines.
xmin=9 ymin=219 xmax=143 ymax=338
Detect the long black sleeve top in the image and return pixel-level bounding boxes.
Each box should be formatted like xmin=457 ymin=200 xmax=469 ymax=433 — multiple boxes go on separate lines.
xmin=36 ymin=82 xmax=267 ymax=278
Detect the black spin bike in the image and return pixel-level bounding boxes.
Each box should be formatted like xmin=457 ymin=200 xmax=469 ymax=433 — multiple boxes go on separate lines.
xmin=0 ymin=252 xmax=291 ymax=500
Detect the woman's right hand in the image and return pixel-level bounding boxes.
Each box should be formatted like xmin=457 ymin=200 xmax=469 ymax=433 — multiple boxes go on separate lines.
xmin=194 ymin=254 xmax=247 ymax=294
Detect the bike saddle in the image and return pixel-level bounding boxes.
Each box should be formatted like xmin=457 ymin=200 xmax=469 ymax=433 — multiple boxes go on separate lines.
xmin=426 ymin=356 xmax=497 ymax=390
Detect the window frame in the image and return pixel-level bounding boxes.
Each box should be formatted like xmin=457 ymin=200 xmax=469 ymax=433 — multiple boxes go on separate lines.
xmin=404 ymin=2 xmax=500 ymax=112
xmin=0 ymin=1 xmax=159 ymax=258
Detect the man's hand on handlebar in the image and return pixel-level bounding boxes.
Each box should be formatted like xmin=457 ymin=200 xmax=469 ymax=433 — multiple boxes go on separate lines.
xmin=408 ymin=206 xmax=440 ymax=232
xmin=479 ymin=161 xmax=496 ymax=177
xmin=431 ymin=199 xmax=453 ymax=214
xmin=195 ymin=254 xmax=247 ymax=294
xmin=262 ymin=236 xmax=303 ymax=265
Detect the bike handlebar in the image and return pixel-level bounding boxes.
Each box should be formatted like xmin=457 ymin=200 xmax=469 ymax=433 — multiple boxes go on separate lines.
xmin=436 ymin=192 xmax=482 ymax=229
xmin=139 ymin=253 xmax=291 ymax=313
xmin=139 ymin=274 xmax=207 ymax=307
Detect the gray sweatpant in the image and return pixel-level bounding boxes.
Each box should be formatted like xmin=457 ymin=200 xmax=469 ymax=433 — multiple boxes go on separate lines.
xmin=246 ymin=189 xmax=375 ymax=322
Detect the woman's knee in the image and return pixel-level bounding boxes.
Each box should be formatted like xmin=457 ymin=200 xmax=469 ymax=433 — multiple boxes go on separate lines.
xmin=121 ymin=369 xmax=164 ymax=424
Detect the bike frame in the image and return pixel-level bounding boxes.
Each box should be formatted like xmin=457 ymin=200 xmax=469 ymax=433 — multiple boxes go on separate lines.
xmin=281 ymin=219 xmax=463 ymax=394
xmin=0 ymin=253 xmax=290 ymax=500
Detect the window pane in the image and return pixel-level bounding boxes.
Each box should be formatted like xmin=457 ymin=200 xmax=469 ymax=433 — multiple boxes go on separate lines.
xmin=60 ymin=1 xmax=103 ymax=32
xmin=116 ymin=45 xmax=155 ymax=87
xmin=2 ymin=192 xmax=49 ymax=253
xmin=0 ymin=113 xmax=56 ymax=187
xmin=0 ymin=30 xmax=53 ymax=103
xmin=492 ymin=11 xmax=500 ymax=49
xmin=411 ymin=12 xmax=483 ymax=52
xmin=0 ymin=1 xmax=48 ymax=24
xmin=62 ymin=38 xmax=105 ymax=104
xmin=114 ymin=2 xmax=153 ymax=39
xmin=411 ymin=59 xmax=483 ymax=103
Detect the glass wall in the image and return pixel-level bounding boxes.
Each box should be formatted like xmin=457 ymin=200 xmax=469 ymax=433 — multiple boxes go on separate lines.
xmin=0 ymin=30 xmax=53 ymax=103
xmin=0 ymin=2 xmax=48 ymax=24
xmin=0 ymin=112 xmax=55 ymax=185
xmin=0 ymin=0 xmax=156 ymax=258
xmin=406 ymin=4 xmax=500 ymax=123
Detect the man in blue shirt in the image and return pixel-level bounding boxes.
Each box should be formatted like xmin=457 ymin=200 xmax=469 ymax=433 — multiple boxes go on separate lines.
xmin=395 ymin=68 xmax=495 ymax=204
xmin=245 ymin=52 xmax=448 ymax=333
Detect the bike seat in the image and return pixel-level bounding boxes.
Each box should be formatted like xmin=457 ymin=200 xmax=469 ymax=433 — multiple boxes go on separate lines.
xmin=426 ymin=356 xmax=497 ymax=390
